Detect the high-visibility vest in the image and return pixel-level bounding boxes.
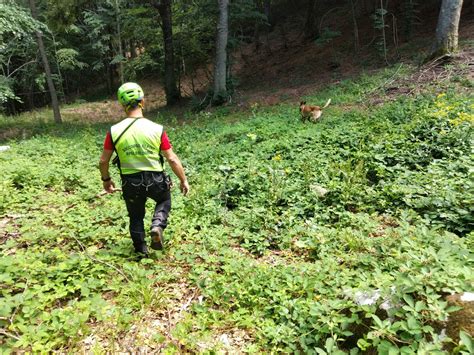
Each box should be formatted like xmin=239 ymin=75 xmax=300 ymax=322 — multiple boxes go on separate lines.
xmin=110 ymin=118 xmax=164 ymax=175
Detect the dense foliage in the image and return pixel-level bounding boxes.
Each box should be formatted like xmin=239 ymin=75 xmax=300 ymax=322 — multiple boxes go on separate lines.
xmin=0 ymin=0 xmax=269 ymax=111
xmin=1 ymin=0 xmax=456 ymax=112
xmin=0 ymin=66 xmax=472 ymax=352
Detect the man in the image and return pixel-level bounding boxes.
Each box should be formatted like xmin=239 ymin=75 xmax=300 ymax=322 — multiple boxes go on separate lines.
xmin=99 ymin=82 xmax=189 ymax=257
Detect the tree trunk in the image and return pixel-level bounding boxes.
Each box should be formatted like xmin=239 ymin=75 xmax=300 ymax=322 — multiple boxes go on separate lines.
xmin=429 ymin=0 xmax=464 ymax=58
xmin=130 ymin=41 xmax=137 ymax=59
xmin=108 ymin=41 xmax=116 ymax=94
xmin=156 ymin=0 xmax=180 ymax=105
xmin=254 ymin=1 xmax=261 ymax=52
xmin=28 ymin=82 xmax=34 ymax=110
xmin=255 ymin=0 xmax=273 ymax=49
xmin=304 ymin=0 xmax=318 ymax=39
xmin=263 ymin=0 xmax=273 ymax=30
xmin=350 ymin=0 xmax=360 ymax=52
xmin=115 ymin=0 xmax=124 ymax=83
xmin=254 ymin=21 xmax=261 ymax=52
xmin=29 ymin=0 xmax=62 ymax=123
xmin=213 ymin=0 xmax=229 ymax=104
xmin=106 ymin=63 xmax=112 ymax=95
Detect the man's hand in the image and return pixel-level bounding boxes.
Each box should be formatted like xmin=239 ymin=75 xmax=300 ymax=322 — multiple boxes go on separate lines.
xmin=103 ymin=180 xmax=116 ymax=193
xmin=162 ymin=149 xmax=189 ymax=196
xmin=180 ymin=180 xmax=189 ymax=196
xmin=99 ymin=149 xmax=114 ymax=193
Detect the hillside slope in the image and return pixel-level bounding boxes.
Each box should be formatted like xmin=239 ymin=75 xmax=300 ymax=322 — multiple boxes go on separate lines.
xmin=2 ymin=1 xmax=469 ymax=127
xmin=0 ymin=58 xmax=473 ymax=352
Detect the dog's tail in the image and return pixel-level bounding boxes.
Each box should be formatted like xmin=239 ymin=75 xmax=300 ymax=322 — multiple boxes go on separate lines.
xmin=322 ymin=98 xmax=331 ymax=109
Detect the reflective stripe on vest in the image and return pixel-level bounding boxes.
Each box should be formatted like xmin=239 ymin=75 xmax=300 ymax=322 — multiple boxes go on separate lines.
xmin=110 ymin=118 xmax=164 ymax=175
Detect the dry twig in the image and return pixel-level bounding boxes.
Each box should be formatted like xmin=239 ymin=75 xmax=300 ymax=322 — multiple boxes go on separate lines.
xmin=70 ymin=234 xmax=131 ymax=283
xmin=0 ymin=329 xmax=21 ymax=341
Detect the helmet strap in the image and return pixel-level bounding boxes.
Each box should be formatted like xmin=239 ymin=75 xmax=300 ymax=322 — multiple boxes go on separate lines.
xmin=124 ymin=100 xmax=144 ymax=114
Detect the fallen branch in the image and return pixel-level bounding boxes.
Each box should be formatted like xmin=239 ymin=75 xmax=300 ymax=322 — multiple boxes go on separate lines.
xmin=0 ymin=329 xmax=21 ymax=341
xmin=364 ymin=63 xmax=404 ymax=97
xmin=70 ymin=234 xmax=131 ymax=283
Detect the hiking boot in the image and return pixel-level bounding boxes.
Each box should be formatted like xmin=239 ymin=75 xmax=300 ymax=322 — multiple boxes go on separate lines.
xmin=134 ymin=243 xmax=149 ymax=258
xmin=135 ymin=251 xmax=150 ymax=260
xmin=150 ymin=226 xmax=164 ymax=250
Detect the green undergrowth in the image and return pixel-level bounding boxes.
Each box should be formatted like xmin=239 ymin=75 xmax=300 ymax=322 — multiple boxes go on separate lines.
xmin=0 ymin=65 xmax=473 ymax=353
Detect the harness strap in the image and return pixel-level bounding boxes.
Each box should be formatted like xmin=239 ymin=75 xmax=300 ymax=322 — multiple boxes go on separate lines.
xmin=111 ymin=118 xmax=139 ymax=175
xmin=159 ymin=131 xmax=165 ymax=168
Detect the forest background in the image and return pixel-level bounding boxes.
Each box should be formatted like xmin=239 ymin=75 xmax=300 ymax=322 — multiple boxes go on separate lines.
xmin=0 ymin=0 xmax=473 ymax=353
xmin=0 ymin=0 xmax=471 ymax=118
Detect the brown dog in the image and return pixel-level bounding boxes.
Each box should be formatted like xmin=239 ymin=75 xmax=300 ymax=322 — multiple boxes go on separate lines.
xmin=299 ymin=99 xmax=331 ymax=122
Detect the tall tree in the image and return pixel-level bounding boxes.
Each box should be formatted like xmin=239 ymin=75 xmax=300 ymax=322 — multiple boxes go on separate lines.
xmin=28 ymin=0 xmax=62 ymax=123
xmin=213 ymin=0 xmax=229 ymax=104
xmin=429 ymin=0 xmax=464 ymax=58
xmin=349 ymin=0 xmax=360 ymax=52
xmin=304 ymin=0 xmax=318 ymax=39
xmin=154 ymin=0 xmax=180 ymax=105
xmin=0 ymin=2 xmax=39 ymax=108
xmin=254 ymin=0 xmax=273 ymax=51
xmin=263 ymin=0 xmax=272 ymax=29
xmin=115 ymin=0 xmax=125 ymax=83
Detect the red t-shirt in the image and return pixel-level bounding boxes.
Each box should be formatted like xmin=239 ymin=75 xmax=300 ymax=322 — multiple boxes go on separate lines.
xmin=103 ymin=130 xmax=172 ymax=151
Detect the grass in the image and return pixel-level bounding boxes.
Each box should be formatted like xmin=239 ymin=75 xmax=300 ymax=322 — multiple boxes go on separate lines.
xmin=0 ymin=63 xmax=473 ymax=353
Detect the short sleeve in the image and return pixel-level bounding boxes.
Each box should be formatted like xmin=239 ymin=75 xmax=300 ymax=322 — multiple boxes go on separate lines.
xmin=103 ymin=131 xmax=114 ymax=150
xmin=160 ymin=131 xmax=172 ymax=151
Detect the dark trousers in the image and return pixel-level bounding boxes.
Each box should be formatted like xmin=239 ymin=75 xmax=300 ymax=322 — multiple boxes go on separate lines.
xmin=121 ymin=171 xmax=171 ymax=251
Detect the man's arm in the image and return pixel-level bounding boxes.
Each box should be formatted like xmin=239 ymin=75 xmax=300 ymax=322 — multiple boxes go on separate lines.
xmin=99 ymin=149 xmax=116 ymax=193
xmin=161 ymin=148 xmax=189 ymax=196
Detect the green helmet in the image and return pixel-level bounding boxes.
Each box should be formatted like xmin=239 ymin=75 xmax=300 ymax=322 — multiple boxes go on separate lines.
xmin=117 ymin=82 xmax=144 ymax=107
